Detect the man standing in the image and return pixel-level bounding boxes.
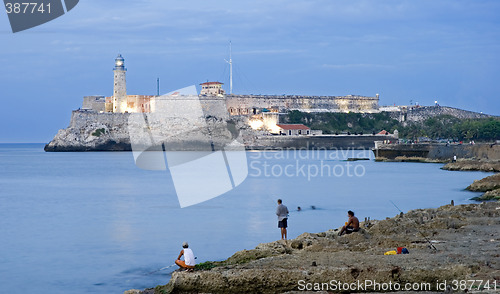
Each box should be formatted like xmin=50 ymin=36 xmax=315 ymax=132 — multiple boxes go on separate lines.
xmin=338 ymin=210 xmax=360 ymax=236
xmin=276 ymin=199 xmax=289 ymax=240
xmin=175 ymin=241 xmax=196 ymax=271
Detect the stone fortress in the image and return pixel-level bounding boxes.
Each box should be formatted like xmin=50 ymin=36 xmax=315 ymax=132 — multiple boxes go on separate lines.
xmin=45 ymin=54 xmax=493 ymax=151
xmin=81 ymin=54 xmax=381 ymax=117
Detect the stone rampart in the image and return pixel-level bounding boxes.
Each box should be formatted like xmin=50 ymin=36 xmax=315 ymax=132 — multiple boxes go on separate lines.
xmin=225 ymin=94 xmax=379 ymax=115
xmin=374 ymin=143 xmax=500 ymax=160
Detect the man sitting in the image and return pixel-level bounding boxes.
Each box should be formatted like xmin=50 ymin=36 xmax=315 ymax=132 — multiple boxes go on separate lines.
xmin=338 ymin=210 xmax=360 ymax=236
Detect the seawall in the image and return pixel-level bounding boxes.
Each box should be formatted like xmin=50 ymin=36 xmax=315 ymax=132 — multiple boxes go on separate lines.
xmin=373 ymin=142 xmax=500 ymax=161
xmin=247 ymin=135 xmax=393 ymax=150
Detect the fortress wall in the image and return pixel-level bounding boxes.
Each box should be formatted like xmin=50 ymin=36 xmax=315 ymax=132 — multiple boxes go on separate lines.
xmin=427 ymin=144 xmax=500 ymax=160
xmin=374 ymin=143 xmax=500 ymax=160
xmin=69 ymin=111 xmax=130 ymax=130
xmin=198 ymin=96 xmax=231 ymax=118
xmin=245 ymin=135 xmax=391 ymax=150
xmin=225 ymin=95 xmax=379 ymax=115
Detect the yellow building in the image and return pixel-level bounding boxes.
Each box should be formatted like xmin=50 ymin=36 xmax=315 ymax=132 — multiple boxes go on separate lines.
xmin=200 ymin=81 xmax=225 ymax=96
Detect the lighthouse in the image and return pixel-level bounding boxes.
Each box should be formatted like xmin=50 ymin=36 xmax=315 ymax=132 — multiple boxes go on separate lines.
xmin=113 ymin=54 xmax=127 ymax=113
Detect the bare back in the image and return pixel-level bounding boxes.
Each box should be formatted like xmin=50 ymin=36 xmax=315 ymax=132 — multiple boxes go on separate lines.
xmin=349 ymin=216 xmax=359 ymax=229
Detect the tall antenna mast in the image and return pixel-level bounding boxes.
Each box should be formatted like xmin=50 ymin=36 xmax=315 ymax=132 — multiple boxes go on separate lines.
xmin=224 ymin=41 xmax=233 ymax=94
xmin=157 ymin=78 xmax=160 ymax=96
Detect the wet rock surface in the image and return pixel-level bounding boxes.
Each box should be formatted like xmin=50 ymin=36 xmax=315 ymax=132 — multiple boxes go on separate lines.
xmin=467 ymin=173 xmax=500 ymax=201
xmin=442 ymin=160 xmax=500 ymax=172
xmin=467 ymin=173 xmax=500 ymax=192
xmin=138 ymin=202 xmax=500 ymax=294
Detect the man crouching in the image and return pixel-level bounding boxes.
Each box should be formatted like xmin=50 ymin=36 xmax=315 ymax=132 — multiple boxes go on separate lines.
xmin=175 ymin=242 xmax=196 ymax=271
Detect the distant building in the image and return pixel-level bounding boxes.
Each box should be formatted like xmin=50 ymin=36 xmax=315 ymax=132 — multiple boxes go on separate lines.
xmin=80 ymin=55 xmax=381 ymax=115
xmin=276 ymin=124 xmax=311 ymax=136
xmin=200 ymin=81 xmax=225 ymax=96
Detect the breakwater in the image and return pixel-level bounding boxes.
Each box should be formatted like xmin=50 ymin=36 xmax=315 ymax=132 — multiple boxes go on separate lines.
xmin=373 ymin=142 xmax=500 ymax=161
xmin=246 ymin=135 xmax=393 ymax=150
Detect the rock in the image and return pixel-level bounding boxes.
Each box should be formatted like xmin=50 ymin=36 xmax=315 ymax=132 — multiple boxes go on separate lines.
xmin=147 ymin=202 xmax=500 ymax=294
xmin=472 ymin=188 xmax=500 ymax=201
xmin=466 ymin=173 xmax=500 ymax=192
xmin=443 ymin=160 xmax=500 ymax=172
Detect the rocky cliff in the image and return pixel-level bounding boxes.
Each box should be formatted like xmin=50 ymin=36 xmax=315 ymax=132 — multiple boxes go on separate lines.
xmin=44 ymin=111 xmax=132 ymax=151
xmin=44 ymin=111 xmax=394 ymax=152
xmin=393 ymin=106 xmax=493 ymax=123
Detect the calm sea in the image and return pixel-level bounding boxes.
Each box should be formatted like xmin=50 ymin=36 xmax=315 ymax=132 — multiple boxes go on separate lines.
xmin=0 ymin=144 xmax=488 ymax=293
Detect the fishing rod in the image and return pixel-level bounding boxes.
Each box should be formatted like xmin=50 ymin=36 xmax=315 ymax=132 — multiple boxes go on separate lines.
xmin=147 ymin=264 xmax=176 ymax=275
xmin=389 ymin=200 xmax=437 ymax=251
xmin=147 ymin=257 xmax=198 ymax=275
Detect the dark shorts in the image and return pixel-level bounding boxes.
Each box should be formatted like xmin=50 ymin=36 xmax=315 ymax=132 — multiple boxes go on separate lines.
xmin=278 ymin=218 xmax=288 ymax=228
xmin=345 ymin=226 xmax=359 ymax=234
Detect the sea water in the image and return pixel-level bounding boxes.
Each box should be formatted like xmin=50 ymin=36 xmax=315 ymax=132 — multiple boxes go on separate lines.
xmin=0 ymin=144 xmax=488 ymax=293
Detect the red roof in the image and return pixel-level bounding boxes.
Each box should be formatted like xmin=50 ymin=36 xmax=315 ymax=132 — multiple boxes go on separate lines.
xmin=377 ymin=130 xmax=390 ymax=135
xmin=200 ymin=81 xmax=223 ymax=85
xmin=277 ymin=124 xmax=310 ymax=130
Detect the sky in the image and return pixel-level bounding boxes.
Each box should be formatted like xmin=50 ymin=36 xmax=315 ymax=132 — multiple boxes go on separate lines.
xmin=0 ymin=0 xmax=499 ymax=143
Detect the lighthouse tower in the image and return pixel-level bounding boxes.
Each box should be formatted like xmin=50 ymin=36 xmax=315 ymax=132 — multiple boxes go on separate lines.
xmin=113 ymin=54 xmax=127 ymax=113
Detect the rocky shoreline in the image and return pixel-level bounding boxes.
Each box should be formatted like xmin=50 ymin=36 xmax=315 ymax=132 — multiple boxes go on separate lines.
xmin=123 ymin=150 xmax=500 ymax=294
xmin=127 ymin=202 xmax=500 ymax=294
xmin=442 ymin=160 xmax=500 ymax=173
xmin=466 ymin=173 xmax=500 ymax=201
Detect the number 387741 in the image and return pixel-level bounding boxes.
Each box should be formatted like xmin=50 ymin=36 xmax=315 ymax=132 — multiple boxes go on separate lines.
xmin=5 ymin=2 xmax=51 ymax=14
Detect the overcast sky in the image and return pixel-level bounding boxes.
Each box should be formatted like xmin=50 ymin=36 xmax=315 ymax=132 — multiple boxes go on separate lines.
xmin=1 ymin=0 xmax=499 ymax=142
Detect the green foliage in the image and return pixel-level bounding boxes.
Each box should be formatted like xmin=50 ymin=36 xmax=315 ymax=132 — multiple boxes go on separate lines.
xmin=283 ymin=111 xmax=500 ymax=141
xmin=284 ymin=111 xmax=400 ymax=135
xmin=91 ymin=128 xmax=106 ymax=137
xmin=194 ymin=261 xmax=218 ymax=270
xmin=398 ymin=116 xmax=500 ymax=141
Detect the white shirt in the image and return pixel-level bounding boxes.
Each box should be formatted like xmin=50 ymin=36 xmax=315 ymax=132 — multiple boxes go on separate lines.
xmin=183 ymin=248 xmax=195 ymax=266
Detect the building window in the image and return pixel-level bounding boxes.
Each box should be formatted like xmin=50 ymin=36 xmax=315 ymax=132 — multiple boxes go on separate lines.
xmin=298 ymin=130 xmax=302 ymax=135
xmin=288 ymin=130 xmax=292 ymax=135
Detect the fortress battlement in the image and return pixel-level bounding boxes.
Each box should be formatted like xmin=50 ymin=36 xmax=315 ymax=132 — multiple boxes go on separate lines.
xmin=226 ymin=94 xmax=378 ymax=100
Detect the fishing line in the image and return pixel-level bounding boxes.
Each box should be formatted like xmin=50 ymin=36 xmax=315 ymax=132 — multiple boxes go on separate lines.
xmin=389 ymin=200 xmax=437 ymax=251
